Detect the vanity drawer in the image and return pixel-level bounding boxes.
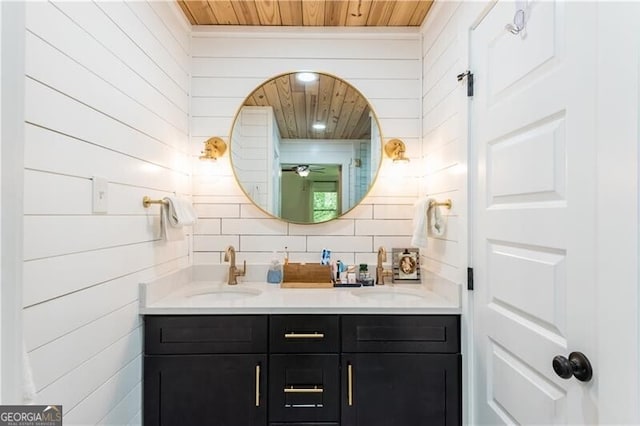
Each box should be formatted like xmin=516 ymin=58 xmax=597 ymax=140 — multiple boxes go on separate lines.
xmin=269 ymin=354 xmax=339 ymax=423
xmin=342 ymin=315 xmax=460 ymax=353
xmin=270 ymin=315 xmax=339 ymax=353
xmin=145 ymin=315 xmax=267 ymax=354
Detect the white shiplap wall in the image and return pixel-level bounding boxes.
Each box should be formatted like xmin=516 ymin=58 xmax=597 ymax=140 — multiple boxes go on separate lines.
xmin=421 ymin=5 xmax=469 ymax=420
xmin=22 ymin=1 xmax=190 ymax=424
xmin=191 ymin=28 xmax=422 ymax=267
xmin=420 ymin=1 xmax=476 ymax=285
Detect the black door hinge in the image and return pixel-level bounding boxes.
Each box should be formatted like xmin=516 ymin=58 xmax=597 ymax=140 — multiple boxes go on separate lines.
xmin=457 ymin=71 xmax=474 ymax=97
xmin=467 ymin=267 xmax=474 ymax=291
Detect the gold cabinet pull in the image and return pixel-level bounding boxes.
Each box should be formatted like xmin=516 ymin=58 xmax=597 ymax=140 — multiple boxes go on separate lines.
xmin=347 ymin=364 xmax=354 ymax=406
xmin=284 ymin=332 xmax=325 ymax=339
xmin=255 ymin=364 xmax=260 ymax=407
xmin=284 ymin=386 xmax=324 ymax=394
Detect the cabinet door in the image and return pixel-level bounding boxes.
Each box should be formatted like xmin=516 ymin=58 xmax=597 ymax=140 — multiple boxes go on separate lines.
xmin=341 ymin=354 xmax=461 ymax=426
xmin=144 ymin=354 xmax=267 ymax=426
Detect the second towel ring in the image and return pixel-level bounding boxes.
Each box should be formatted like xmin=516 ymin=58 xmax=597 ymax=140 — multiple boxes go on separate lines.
xmin=429 ymin=199 xmax=452 ymax=210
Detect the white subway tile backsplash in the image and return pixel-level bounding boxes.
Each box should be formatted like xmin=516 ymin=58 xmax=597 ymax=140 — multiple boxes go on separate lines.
xmin=192 ymin=252 xmax=222 ymax=265
xmin=193 ymin=235 xmax=240 ymax=252
xmin=240 ymin=235 xmax=306 ymax=252
xmin=240 ymin=203 xmax=271 ymax=218
xmin=332 ymin=252 xmax=359 ymax=265
xmin=367 ymin=176 xmax=418 ymax=197
xmin=355 ymin=220 xmax=413 ymax=236
xmin=222 ymin=219 xmax=288 ymax=235
xmin=341 ymin=204 xmax=373 ymax=220
xmin=193 ymin=219 xmax=221 ymax=235
xmin=364 ymin=195 xmax=418 ymax=205
xmin=193 ymin=175 xmax=244 ymax=196
xmin=195 ymin=203 xmax=240 ymax=218
xmin=373 ymin=204 xmax=414 ymax=219
xmin=307 ymin=236 xmax=372 ymax=253
xmin=289 ymin=219 xmax=355 ymax=236
xmin=373 ymin=236 xmax=415 ymax=250
xmin=194 ymin=195 xmax=251 ymax=204
xmin=354 ymin=252 xmax=380 ymax=268
xmin=285 ymin=251 xmax=332 ymax=264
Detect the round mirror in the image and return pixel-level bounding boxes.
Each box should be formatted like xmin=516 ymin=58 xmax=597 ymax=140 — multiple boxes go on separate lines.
xmin=230 ymin=72 xmax=382 ymax=224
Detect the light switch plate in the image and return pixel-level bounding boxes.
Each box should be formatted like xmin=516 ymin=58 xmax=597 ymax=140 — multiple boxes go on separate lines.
xmin=92 ymin=176 xmax=108 ymax=214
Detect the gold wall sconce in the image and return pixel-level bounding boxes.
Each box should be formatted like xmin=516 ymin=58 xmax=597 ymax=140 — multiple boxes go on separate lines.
xmin=384 ymin=138 xmax=410 ymax=163
xmin=199 ymin=136 xmax=227 ymax=160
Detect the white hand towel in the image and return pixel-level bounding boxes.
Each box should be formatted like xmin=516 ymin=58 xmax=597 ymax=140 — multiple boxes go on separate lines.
xmin=163 ymin=196 xmax=198 ymax=227
xmin=410 ymin=198 xmax=429 ymax=248
xmin=161 ymin=204 xmax=184 ymax=241
xmin=161 ymin=196 xmax=198 ymax=241
xmin=428 ymin=198 xmax=446 ymax=237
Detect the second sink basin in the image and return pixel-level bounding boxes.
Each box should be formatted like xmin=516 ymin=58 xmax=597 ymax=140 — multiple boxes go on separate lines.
xmin=351 ymin=287 xmax=428 ymax=302
xmin=187 ymin=286 xmax=261 ymax=301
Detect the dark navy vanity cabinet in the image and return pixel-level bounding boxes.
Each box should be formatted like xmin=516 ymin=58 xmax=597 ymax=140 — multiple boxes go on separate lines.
xmin=143 ymin=314 xmax=461 ymax=426
xmin=144 ymin=315 xmax=268 ymax=426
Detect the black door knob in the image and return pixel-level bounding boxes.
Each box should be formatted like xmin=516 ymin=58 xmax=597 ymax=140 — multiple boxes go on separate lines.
xmin=552 ymin=352 xmax=593 ymax=382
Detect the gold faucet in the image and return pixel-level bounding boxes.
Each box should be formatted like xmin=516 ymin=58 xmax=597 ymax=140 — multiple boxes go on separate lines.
xmin=376 ymin=246 xmax=393 ymax=285
xmin=224 ymin=245 xmax=246 ymax=285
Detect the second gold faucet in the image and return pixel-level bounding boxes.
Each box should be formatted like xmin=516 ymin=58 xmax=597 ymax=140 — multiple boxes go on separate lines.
xmin=224 ymin=245 xmax=246 ymax=285
xmin=376 ymin=246 xmax=393 ymax=285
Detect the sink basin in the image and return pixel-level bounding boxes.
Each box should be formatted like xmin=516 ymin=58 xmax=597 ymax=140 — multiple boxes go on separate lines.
xmin=187 ymin=286 xmax=261 ymax=301
xmin=351 ymin=287 xmax=427 ymax=302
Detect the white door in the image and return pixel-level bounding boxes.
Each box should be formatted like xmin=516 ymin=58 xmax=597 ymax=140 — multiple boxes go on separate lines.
xmin=471 ymin=1 xmax=599 ymax=424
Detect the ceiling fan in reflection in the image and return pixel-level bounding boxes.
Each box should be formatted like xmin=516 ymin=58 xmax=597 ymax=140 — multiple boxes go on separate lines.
xmin=282 ymin=165 xmax=325 ymax=177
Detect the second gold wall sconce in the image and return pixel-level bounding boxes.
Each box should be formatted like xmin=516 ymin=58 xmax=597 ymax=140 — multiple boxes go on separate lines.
xmin=384 ymin=138 xmax=410 ymax=163
xmin=199 ymin=136 xmax=227 ymax=160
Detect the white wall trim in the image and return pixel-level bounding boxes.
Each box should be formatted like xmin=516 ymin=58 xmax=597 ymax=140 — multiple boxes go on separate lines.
xmin=165 ymin=0 xmax=193 ymax=33
xmin=1 ymin=0 xmax=24 ymax=404
xmin=191 ymin=25 xmax=420 ymax=39
xmin=595 ymin=2 xmax=640 ymax=422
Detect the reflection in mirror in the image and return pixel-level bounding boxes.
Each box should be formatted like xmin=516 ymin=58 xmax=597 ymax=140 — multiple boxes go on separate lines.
xmin=230 ymin=72 xmax=382 ymax=224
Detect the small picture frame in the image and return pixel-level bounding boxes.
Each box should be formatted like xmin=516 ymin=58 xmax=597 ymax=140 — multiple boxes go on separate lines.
xmin=392 ymin=248 xmax=421 ymax=283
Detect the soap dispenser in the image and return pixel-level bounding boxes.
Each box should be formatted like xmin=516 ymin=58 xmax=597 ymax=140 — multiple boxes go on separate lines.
xmin=267 ymin=251 xmax=283 ymax=284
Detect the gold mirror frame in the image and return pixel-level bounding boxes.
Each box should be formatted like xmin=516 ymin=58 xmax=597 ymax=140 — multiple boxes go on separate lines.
xmin=229 ymin=71 xmax=384 ymax=224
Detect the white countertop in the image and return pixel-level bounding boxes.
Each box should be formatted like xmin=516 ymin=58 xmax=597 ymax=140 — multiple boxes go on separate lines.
xmin=140 ymin=275 xmax=461 ymax=315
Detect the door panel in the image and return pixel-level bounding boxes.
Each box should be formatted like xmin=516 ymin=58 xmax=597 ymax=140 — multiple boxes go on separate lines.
xmin=471 ymin=1 xmax=597 ymax=424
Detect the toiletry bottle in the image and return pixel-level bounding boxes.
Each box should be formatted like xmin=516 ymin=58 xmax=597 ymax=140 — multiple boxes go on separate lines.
xmin=267 ymin=251 xmax=282 ymax=284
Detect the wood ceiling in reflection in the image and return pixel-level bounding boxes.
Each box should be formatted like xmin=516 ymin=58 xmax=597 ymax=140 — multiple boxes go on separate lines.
xmin=177 ymin=1 xmax=433 ymax=26
xmin=245 ymin=73 xmax=372 ymax=140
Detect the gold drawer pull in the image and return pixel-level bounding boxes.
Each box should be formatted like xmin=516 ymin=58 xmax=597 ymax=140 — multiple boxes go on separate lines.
xmin=347 ymin=364 xmax=353 ymax=406
xmin=284 ymin=332 xmax=325 ymax=339
xmin=284 ymin=386 xmax=324 ymax=394
xmin=255 ymin=364 xmax=260 ymax=407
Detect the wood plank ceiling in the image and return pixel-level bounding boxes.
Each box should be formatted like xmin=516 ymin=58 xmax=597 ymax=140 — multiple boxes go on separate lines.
xmin=178 ymin=0 xmax=433 ymax=26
